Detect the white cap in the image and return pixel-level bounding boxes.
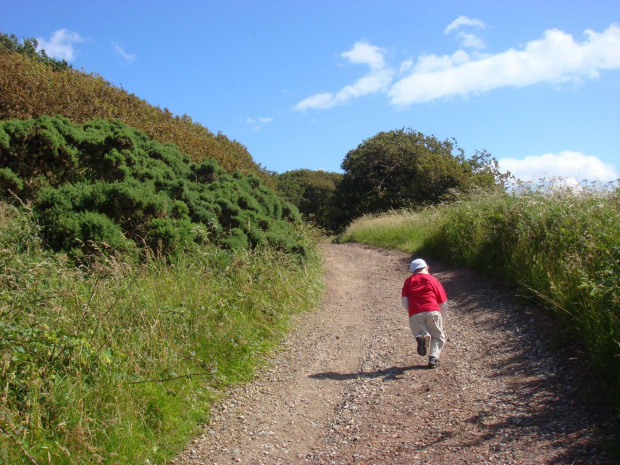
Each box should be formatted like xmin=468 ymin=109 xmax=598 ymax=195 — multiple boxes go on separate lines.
xmin=410 ymin=258 xmax=428 ymax=273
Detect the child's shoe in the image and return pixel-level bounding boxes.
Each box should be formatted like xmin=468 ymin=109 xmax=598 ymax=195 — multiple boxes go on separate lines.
xmin=416 ymin=334 xmax=430 ymax=356
xmin=428 ymin=356 xmax=441 ymax=369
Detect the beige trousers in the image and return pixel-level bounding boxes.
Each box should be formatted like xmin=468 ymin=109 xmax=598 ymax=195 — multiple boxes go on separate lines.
xmin=409 ymin=311 xmax=445 ymax=358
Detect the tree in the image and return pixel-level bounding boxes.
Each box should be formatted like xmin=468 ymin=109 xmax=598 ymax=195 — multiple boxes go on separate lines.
xmin=334 ymin=128 xmax=506 ymax=226
xmin=0 ymin=31 xmax=71 ymax=71
xmin=273 ymin=169 xmax=343 ymax=231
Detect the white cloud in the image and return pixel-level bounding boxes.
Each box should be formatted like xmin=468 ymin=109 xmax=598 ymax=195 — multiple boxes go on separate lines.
xmin=456 ymin=31 xmax=486 ymax=50
xmin=413 ymin=50 xmax=471 ymax=73
xmin=295 ymin=24 xmax=620 ymax=111
xmin=444 ymin=15 xmax=487 ymax=34
xmin=444 ymin=16 xmax=487 ymax=49
xmin=247 ymin=117 xmax=274 ymax=124
xmin=113 ymin=44 xmax=135 ymax=62
xmin=389 ymin=24 xmax=620 ymax=106
xmin=294 ymin=93 xmax=335 ymax=111
xmin=36 ymin=29 xmax=83 ymax=61
xmin=498 ymin=151 xmax=619 ymax=183
xmin=246 ymin=116 xmax=275 ymax=131
xmin=294 ymin=41 xmax=394 ymax=111
xmin=341 ymin=41 xmax=386 ymax=70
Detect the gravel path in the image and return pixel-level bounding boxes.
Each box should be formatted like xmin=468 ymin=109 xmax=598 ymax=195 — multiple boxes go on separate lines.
xmin=174 ymin=242 xmax=615 ymax=465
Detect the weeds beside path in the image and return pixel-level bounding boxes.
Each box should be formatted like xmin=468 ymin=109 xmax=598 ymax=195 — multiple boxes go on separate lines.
xmin=175 ymin=242 xmax=616 ymax=465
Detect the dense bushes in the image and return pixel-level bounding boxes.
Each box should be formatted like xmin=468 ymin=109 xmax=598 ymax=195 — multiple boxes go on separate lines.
xmin=0 ymin=115 xmax=303 ymax=260
xmin=0 ymin=32 xmax=322 ymax=464
xmin=272 ymin=128 xmax=508 ymax=233
xmin=273 ymin=169 xmax=343 ymax=231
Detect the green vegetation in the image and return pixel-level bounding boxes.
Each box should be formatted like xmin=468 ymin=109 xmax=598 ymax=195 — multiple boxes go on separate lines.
xmin=4 ymin=26 xmax=616 ymax=462
xmin=0 ymin=203 xmax=323 ymax=464
xmin=338 ymin=207 xmax=443 ymax=252
xmin=272 ymin=129 xmax=507 ymax=233
xmin=0 ymin=115 xmax=303 ymax=261
xmin=333 ymin=128 xmax=507 ymax=228
xmin=0 ymin=33 xmax=321 ymax=463
xmin=273 ymin=169 xmax=343 ymax=231
xmin=340 ymin=182 xmax=620 ymax=404
xmin=0 ymin=114 xmax=318 ymax=463
xmin=0 ymin=34 xmax=267 ymax=180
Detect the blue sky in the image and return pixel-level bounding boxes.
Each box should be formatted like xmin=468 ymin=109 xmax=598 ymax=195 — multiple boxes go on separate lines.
xmin=2 ymin=0 xmax=620 ymax=184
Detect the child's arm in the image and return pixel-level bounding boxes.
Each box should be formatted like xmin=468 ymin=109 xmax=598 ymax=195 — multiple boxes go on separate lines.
xmin=401 ymin=296 xmax=409 ymax=311
xmin=439 ymin=301 xmax=448 ymax=319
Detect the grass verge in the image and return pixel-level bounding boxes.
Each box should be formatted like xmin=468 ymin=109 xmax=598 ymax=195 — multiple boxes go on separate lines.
xmin=0 ymin=203 xmax=324 ymax=464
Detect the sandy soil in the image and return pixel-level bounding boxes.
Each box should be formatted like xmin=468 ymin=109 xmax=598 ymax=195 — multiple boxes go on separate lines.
xmin=174 ymin=242 xmax=616 ymax=465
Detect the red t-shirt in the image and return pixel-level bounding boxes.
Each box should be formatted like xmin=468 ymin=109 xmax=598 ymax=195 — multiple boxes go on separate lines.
xmin=401 ymin=273 xmax=447 ymax=317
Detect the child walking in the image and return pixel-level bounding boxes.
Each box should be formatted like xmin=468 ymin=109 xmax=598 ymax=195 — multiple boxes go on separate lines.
xmin=401 ymin=258 xmax=448 ymax=368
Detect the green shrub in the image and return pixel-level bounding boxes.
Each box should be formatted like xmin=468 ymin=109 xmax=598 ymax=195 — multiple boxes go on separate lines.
xmin=0 ymin=167 xmax=23 ymax=198
xmin=147 ymin=217 xmax=194 ymax=256
xmin=220 ymin=227 xmax=249 ymax=250
xmin=0 ymin=116 xmax=305 ymax=260
xmin=273 ymin=168 xmax=343 ymax=230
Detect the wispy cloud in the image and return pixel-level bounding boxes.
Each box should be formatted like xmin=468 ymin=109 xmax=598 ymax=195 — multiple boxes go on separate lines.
xmin=455 ymin=31 xmax=486 ymax=50
xmin=498 ymin=151 xmax=619 ymax=183
xmin=36 ymin=29 xmax=83 ymax=61
xmin=389 ymin=24 xmax=620 ymax=106
xmin=444 ymin=15 xmax=487 ymax=34
xmin=444 ymin=15 xmax=488 ymax=50
xmin=246 ymin=116 xmax=275 ymax=131
xmin=294 ymin=23 xmax=620 ymax=111
xmin=294 ymin=41 xmax=394 ymax=111
xmin=113 ymin=44 xmax=136 ymax=63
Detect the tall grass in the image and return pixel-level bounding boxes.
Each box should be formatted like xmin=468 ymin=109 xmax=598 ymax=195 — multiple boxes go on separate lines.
xmin=337 ymin=206 xmax=446 ymax=252
xmin=340 ymin=182 xmax=620 ymax=404
xmin=0 ymin=203 xmax=324 ymax=464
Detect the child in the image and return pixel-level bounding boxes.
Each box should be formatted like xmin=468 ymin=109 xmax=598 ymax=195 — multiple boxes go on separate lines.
xmin=401 ymin=258 xmax=448 ymax=368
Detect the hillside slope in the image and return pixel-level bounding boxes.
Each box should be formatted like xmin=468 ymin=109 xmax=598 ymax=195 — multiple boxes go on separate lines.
xmin=0 ymin=48 xmax=266 ymax=179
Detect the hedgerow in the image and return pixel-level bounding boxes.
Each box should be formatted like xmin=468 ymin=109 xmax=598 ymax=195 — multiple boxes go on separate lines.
xmin=0 ymin=115 xmax=302 ymax=260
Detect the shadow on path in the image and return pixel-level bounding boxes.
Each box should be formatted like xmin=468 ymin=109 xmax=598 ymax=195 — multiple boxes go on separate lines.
xmin=309 ymin=365 xmax=426 ymax=382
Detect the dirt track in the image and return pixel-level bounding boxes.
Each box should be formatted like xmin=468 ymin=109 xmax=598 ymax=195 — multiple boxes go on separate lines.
xmin=174 ymin=242 xmax=615 ymax=465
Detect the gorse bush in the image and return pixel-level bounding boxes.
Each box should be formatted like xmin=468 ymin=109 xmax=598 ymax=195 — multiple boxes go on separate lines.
xmin=0 ymin=203 xmax=324 ymax=464
xmin=0 ymin=33 xmax=321 ymax=464
xmin=340 ymin=182 xmax=620 ymax=404
xmin=0 ymin=115 xmax=303 ymax=260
